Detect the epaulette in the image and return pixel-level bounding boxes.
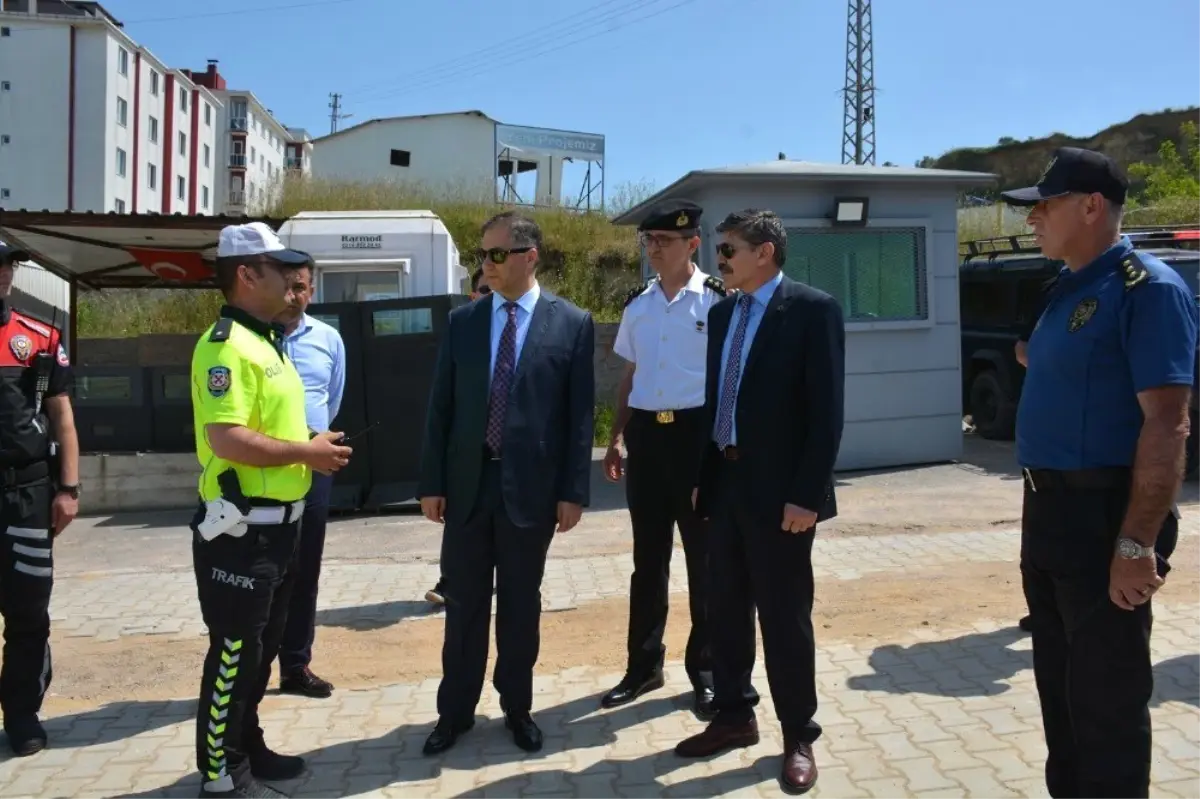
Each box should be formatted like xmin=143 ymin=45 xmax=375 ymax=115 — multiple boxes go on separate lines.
xmin=703 ymin=275 xmax=727 ymax=296
xmin=208 ymin=317 xmax=234 ymax=342
xmin=1122 ymin=253 xmax=1150 ymax=292
xmin=623 ymin=278 xmax=656 ymax=308
xmin=14 ymin=315 xmax=51 ymax=338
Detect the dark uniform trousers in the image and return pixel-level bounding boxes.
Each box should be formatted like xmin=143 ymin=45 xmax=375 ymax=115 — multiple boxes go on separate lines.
xmin=623 ymin=408 xmax=712 ymax=688
xmin=437 ymin=459 xmax=554 ymax=723
xmin=279 ymin=472 xmax=333 ymax=674
xmin=1021 ymin=467 xmax=1176 ymax=799
xmin=191 ymin=504 xmax=301 ymax=784
xmin=0 ymin=470 xmax=55 ymax=726
xmin=707 ymin=456 xmax=821 ymax=745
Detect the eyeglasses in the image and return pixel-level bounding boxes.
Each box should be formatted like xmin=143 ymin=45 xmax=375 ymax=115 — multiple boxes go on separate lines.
xmin=639 ymin=233 xmax=689 ymax=249
xmin=716 ymin=242 xmax=741 ymax=259
xmin=473 ymin=246 xmax=533 ymax=264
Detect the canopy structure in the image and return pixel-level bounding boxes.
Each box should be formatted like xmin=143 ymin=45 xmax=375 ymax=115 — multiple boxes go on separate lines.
xmin=0 ymin=209 xmax=287 ymax=290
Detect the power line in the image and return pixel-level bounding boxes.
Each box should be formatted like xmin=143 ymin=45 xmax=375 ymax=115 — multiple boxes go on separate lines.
xmin=343 ymin=0 xmax=658 ymax=100
xmin=349 ymin=0 xmax=703 ymax=111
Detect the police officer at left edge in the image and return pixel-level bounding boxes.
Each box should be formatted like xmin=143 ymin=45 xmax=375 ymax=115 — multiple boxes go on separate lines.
xmin=1004 ymin=147 xmax=1199 ymax=799
xmin=601 ymin=200 xmax=724 ymax=719
xmin=0 ymin=242 xmax=79 ymax=757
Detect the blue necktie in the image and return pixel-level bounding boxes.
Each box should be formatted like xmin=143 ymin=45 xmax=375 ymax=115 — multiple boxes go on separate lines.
xmin=714 ymin=294 xmax=753 ymax=449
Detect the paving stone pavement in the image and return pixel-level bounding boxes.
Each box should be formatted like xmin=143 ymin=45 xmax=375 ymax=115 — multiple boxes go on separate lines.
xmin=0 ymin=526 xmax=1196 ymax=798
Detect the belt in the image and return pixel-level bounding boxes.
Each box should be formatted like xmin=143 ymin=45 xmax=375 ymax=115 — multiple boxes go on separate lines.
xmin=244 ymin=499 xmax=305 ymax=525
xmin=631 ymin=407 xmax=704 ymax=425
xmin=0 ymin=460 xmax=49 ymax=486
xmin=720 ymin=445 xmax=740 ymax=461
xmin=1022 ymin=467 xmax=1129 ymax=492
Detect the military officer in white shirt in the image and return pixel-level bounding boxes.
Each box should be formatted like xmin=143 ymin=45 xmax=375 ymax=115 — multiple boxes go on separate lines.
xmin=601 ymin=200 xmax=726 ymax=720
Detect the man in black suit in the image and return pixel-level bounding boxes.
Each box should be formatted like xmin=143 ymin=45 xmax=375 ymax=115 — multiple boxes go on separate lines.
xmin=417 ymin=211 xmax=595 ymax=756
xmin=674 ymin=209 xmax=845 ymax=796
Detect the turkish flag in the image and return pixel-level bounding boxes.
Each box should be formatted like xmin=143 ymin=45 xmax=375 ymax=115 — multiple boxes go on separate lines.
xmin=125 ymin=247 xmax=212 ymax=281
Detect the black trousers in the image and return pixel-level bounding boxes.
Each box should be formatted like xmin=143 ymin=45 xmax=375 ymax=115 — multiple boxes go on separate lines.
xmin=623 ymin=408 xmax=711 ymax=689
xmin=707 ymin=458 xmax=821 ymax=744
xmin=279 ymin=473 xmax=333 ymax=674
xmin=191 ymin=506 xmax=300 ymax=786
xmin=436 ymin=460 xmax=554 ymax=722
xmin=1021 ymin=468 xmax=1173 ymax=799
xmin=0 ymin=476 xmax=54 ymax=726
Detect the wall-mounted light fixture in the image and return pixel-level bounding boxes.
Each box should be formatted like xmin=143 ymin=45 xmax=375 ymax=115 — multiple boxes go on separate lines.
xmin=831 ymin=196 xmax=869 ymax=227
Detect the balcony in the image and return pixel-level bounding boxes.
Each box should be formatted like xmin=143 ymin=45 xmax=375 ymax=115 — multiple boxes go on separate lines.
xmin=228 ymin=154 xmax=246 ymax=168
xmin=229 ymin=117 xmax=247 ymax=132
xmin=285 ymin=156 xmax=306 ymax=170
xmin=228 ymin=191 xmax=245 ymax=206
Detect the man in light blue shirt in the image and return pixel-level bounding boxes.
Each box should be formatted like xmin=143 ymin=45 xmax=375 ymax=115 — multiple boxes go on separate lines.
xmin=273 ymin=264 xmax=346 ymax=699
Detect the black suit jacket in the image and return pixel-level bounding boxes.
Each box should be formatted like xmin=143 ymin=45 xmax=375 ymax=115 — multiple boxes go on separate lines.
xmin=418 ymin=289 xmax=595 ymax=529
xmin=696 ymin=274 xmax=846 ymax=524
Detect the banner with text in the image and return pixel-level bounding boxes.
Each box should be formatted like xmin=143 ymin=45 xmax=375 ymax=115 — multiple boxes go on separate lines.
xmin=494 ymin=124 xmax=605 ymax=161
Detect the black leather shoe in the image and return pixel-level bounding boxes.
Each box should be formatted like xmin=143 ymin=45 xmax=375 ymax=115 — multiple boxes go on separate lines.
xmin=279 ymin=667 xmax=334 ymax=699
xmin=1018 ymin=614 xmax=1033 ymax=633
xmin=600 ymin=672 xmax=665 ymax=709
xmin=423 ymin=717 xmax=473 ymax=755
xmin=5 ymin=717 xmax=47 ymax=757
xmin=505 ymin=712 xmax=543 ymax=752
xmin=693 ymin=686 xmax=716 ymax=721
xmin=249 ymin=747 xmax=306 ymax=781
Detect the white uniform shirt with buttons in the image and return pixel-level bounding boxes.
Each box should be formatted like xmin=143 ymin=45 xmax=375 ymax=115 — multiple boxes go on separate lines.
xmin=613 ymin=266 xmax=723 ymax=411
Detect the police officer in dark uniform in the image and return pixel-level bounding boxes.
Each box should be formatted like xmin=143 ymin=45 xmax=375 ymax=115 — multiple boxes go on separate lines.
xmin=601 ymin=201 xmax=725 ymax=719
xmin=0 ymin=243 xmax=80 ymax=757
xmin=1003 ymin=147 xmax=1199 ymax=798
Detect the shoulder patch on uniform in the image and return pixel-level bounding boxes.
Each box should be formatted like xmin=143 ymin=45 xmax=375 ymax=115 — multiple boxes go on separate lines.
xmin=208 ymin=317 xmax=234 ymax=342
xmin=56 ymin=342 xmax=69 ymax=366
xmin=623 ymin=278 xmax=656 ymax=308
xmin=14 ymin=316 xmax=50 ymax=338
xmin=1068 ymin=297 xmax=1098 ymax=332
xmin=207 ymin=365 xmax=232 ymax=397
xmin=703 ymin=275 xmax=727 ymax=296
xmin=1122 ymin=254 xmax=1150 ymax=291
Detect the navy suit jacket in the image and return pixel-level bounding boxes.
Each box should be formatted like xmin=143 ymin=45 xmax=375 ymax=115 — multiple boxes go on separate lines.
xmin=418 ymin=288 xmax=595 ymax=529
xmin=696 ymin=274 xmax=846 ymax=524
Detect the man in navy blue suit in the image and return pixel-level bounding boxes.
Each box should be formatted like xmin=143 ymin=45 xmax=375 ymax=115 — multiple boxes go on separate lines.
xmin=417 ymin=211 xmax=595 ymax=756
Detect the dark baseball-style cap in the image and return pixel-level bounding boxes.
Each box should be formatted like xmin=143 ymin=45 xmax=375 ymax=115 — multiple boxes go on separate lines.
xmin=1001 ymin=147 xmax=1129 ymax=207
xmin=0 ymin=243 xmax=30 ymax=265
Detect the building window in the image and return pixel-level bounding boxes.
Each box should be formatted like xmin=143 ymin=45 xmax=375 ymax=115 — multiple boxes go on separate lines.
xmin=1 ymin=27 xmax=10 ymax=37
xmin=150 ymin=70 xmax=159 ymax=95
xmin=116 ymin=97 xmax=128 ymax=127
xmin=147 ymin=163 xmax=157 ymax=189
xmin=0 ymin=135 xmax=8 ymax=145
xmin=0 ymin=189 xmax=9 ymax=199
xmin=149 ymin=116 xmax=158 ymax=143
xmin=177 ymin=176 xmax=185 ymax=200
xmin=203 ymin=144 xmax=210 ymax=167
xmin=114 ymin=198 xmax=126 ymax=213
xmin=783 ymin=227 xmax=929 ymax=322
xmin=116 ymin=147 xmax=126 ymax=177
xmin=118 ymin=47 xmax=128 ymax=76
xmin=204 ymin=104 xmax=211 ymax=126
xmin=250 ymin=146 xmax=256 ymax=165
xmin=390 ymin=149 xmax=411 ymax=167
xmin=0 ymin=82 xmax=9 ymax=92
xmin=202 ymin=186 xmax=209 ymax=209
xmin=179 ymin=87 xmax=188 ymax=112
xmin=178 ymin=131 xmax=186 ymax=156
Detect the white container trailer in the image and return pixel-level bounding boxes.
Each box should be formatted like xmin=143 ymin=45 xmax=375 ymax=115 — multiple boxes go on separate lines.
xmin=275 ymin=210 xmax=467 ymax=303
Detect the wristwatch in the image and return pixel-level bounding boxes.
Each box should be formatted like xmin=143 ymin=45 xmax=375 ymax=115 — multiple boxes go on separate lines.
xmin=58 ymin=484 xmax=80 ymax=500
xmin=1116 ymin=537 xmax=1154 ymax=559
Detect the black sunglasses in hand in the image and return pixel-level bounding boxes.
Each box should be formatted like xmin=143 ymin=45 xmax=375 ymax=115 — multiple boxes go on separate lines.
xmin=473 ymin=246 xmax=533 ymax=265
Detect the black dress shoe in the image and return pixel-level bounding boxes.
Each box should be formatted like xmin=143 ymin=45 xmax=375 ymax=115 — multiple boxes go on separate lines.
xmin=249 ymin=747 xmax=306 ymax=781
xmin=1018 ymin=614 xmax=1033 ymax=633
xmin=600 ymin=672 xmax=665 ymax=709
xmin=279 ymin=667 xmax=334 ymax=699
xmin=423 ymin=717 xmax=473 ymax=755
xmin=5 ymin=717 xmax=47 ymax=757
xmin=693 ymin=686 xmax=716 ymax=721
xmin=504 ymin=712 xmax=543 ymax=752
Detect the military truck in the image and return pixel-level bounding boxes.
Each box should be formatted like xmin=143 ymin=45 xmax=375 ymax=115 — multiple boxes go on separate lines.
xmin=958 ymin=227 xmax=1199 ymax=476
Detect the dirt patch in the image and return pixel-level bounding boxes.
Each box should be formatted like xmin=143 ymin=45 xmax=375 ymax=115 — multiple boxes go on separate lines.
xmin=44 ymin=536 xmax=1199 ymax=711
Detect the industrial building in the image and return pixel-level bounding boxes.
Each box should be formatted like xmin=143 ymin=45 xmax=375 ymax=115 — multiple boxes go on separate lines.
xmin=613 ymin=160 xmax=996 ymax=472
xmin=0 ymin=0 xmax=223 ymax=215
xmin=310 ymin=111 xmax=605 ymax=209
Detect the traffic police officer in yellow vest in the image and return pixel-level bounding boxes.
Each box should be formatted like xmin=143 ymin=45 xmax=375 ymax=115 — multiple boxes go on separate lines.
xmin=191 ymin=223 xmax=352 ymax=799
xmin=601 ymin=200 xmax=725 ymax=719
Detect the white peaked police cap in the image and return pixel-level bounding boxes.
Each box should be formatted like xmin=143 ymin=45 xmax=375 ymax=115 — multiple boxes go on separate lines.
xmin=217 ymin=222 xmax=311 ymax=264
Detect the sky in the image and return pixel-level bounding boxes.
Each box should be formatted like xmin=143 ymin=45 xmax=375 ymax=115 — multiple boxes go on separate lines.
xmin=103 ymin=0 xmax=1199 ymax=199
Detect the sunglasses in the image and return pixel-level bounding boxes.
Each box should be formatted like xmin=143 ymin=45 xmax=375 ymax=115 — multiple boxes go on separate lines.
xmin=473 ymin=246 xmax=533 ymax=264
xmin=716 ymin=242 xmax=742 ymax=259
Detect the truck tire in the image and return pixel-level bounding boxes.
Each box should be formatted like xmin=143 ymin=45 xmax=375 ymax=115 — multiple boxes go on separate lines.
xmin=969 ymin=369 xmax=1016 ymax=441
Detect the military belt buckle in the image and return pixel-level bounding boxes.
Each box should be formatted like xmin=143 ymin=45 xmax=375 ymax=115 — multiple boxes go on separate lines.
xmin=655 ymin=410 xmax=675 ymax=424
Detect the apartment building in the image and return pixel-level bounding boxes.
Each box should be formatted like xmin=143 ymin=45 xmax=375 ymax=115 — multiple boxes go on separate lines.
xmin=183 ymin=61 xmax=304 ymax=215
xmin=285 ymin=127 xmax=313 ymax=176
xmin=0 ymin=0 xmax=222 ymax=214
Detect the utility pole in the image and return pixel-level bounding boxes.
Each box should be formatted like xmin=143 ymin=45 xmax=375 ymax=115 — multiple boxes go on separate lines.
xmin=328 ymin=93 xmax=343 ymax=135
xmin=840 ymin=0 xmax=876 ymax=165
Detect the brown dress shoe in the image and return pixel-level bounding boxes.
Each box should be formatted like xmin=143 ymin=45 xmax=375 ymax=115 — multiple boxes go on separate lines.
xmin=674 ymin=719 xmax=759 ymax=758
xmin=780 ymin=741 xmax=818 ymax=794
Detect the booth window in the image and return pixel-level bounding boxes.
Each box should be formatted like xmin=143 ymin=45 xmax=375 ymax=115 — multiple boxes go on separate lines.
xmin=373 ymin=308 xmax=433 ymax=337
xmin=322 ymin=270 xmax=402 ymax=302
xmin=309 ymin=313 xmax=340 ymax=331
xmin=161 ymin=373 xmax=191 ymax=401
xmin=784 ymin=227 xmax=927 ymax=322
xmin=74 ymin=375 xmax=133 ymax=402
